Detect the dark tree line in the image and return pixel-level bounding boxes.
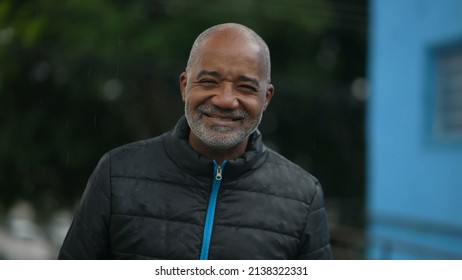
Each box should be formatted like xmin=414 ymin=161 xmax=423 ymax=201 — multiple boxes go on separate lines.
xmin=0 ymin=0 xmax=367 ymax=226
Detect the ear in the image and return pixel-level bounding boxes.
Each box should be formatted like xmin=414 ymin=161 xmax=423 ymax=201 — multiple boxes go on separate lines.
xmin=263 ymin=84 xmax=274 ymax=111
xmin=179 ymin=72 xmax=187 ymax=101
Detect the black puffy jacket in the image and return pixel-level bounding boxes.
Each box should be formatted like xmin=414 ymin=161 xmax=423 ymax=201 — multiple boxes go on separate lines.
xmin=59 ymin=116 xmax=332 ymax=259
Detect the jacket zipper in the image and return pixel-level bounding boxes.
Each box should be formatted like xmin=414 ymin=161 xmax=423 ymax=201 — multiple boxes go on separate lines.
xmin=199 ymin=160 xmax=227 ymax=260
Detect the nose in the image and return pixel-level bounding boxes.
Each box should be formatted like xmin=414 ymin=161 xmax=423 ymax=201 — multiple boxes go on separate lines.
xmin=211 ymin=82 xmax=239 ymax=109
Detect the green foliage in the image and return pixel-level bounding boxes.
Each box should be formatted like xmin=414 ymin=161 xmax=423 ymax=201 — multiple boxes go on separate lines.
xmin=0 ymin=0 xmax=367 ymax=223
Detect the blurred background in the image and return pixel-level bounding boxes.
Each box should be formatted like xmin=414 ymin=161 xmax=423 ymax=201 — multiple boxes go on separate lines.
xmin=0 ymin=0 xmax=460 ymax=259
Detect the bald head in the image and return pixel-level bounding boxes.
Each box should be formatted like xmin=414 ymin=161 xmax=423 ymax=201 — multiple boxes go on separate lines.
xmin=186 ymin=23 xmax=271 ymax=82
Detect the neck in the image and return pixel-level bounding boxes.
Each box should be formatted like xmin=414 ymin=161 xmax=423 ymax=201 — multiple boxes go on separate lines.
xmin=188 ymin=132 xmax=248 ymax=164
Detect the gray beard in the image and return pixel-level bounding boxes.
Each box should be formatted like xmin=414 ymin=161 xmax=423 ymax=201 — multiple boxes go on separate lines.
xmin=184 ymin=104 xmax=261 ymax=150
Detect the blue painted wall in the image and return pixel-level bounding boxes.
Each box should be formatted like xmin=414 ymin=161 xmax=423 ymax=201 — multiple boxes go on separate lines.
xmin=367 ymin=0 xmax=462 ymax=259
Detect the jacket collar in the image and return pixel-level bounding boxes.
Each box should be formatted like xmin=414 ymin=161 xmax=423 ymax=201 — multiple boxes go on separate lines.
xmin=164 ymin=116 xmax=268 ymax=182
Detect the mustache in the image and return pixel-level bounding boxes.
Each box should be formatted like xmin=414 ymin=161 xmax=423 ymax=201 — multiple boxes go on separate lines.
xmin=197 ymin=104 xmax=248 ymax=119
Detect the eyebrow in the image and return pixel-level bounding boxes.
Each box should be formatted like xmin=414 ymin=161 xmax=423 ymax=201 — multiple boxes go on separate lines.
xmin=196 ymin=70 xmax=221 ymax=79
xmin=237 ymin=75 xmax=260 ymax=88
xmin=196 ymin=70 xmax=260 ymax=88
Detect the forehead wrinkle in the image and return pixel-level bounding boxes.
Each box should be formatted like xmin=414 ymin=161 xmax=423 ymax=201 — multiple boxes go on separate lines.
xmin=194 ymin=68 xmax=260 ymax=88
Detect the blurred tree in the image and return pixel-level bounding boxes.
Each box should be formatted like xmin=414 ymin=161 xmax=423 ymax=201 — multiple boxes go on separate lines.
xmin=0 ymin=0 xmax=367 ymax=225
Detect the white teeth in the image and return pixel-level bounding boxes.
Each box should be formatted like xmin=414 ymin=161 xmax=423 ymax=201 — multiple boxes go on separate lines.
xmin=200 ymin=110 xmax=244 ymax=121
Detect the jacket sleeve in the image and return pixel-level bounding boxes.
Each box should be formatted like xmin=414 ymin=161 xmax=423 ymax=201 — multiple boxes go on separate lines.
xmin=58 ymin=153 xmax=112 ymax=259
xmin=299 ymin=182 xmax=333 ymax=259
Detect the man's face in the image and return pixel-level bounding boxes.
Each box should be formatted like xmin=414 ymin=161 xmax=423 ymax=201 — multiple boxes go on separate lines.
xmin=180 ymin=36 xmax=274 ymax=150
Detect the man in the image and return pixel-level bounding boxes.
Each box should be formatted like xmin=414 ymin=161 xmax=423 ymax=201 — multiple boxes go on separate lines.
xmin=59 ymin=23 xmax=332 ymax=259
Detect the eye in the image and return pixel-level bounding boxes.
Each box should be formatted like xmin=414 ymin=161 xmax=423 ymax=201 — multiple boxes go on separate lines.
xmin=238 ymin=84 xmax=258 ymax=93
xmin=198 ymin=79 xmax=218 ymax=86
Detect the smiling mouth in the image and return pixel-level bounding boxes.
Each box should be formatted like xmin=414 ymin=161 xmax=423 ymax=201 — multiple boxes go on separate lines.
xmin=203 ymin=112 xmax=243 ymax=122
